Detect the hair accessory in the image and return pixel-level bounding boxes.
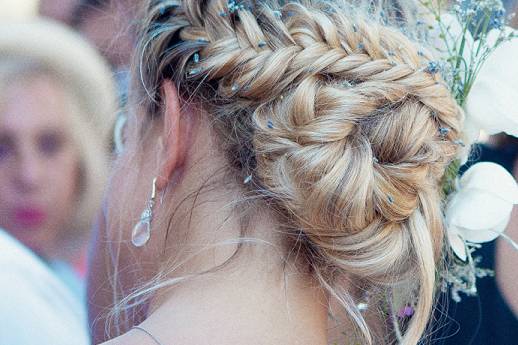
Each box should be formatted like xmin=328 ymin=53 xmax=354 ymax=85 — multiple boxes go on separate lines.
xmin=188 ymin=68 xmax=201 ymax=75
xmin=387 ymin=195 xmax=394 ymax=204
xmin=342 ymin=80 xmax=353 ymax=88
xmin=228 ymin=1 xmax=245 ymax=14
xmin=357 ymin=301 xmax=369 ymax=312
xmin=193 ymin=53 xmax=200 ymax=63
xmin=273 ymin=10 xmax=282 ymax=18
xmin=358 ymin=42 xmax=365 ymax=50
xmin=258 ymin=40 xmax=267 ymax=48
xmin=231 ymin=83 xmax=239 ymax=92
xmin=397 ymin=304 xmax=415 ymax=318
xmin=131 ymin=178 xmax=157 ymax=247
xmin=425 ymin=61 xmax=440 ymax=75
xmin=438 ymin=127 xmax=450 ymax=136
xmin=267 ymin=120 xmax=274 ymax=129
xmin=244 ymin=175 xmax=253 ymax=184
xmin=357 ymin=290 xmax=370 ymax=312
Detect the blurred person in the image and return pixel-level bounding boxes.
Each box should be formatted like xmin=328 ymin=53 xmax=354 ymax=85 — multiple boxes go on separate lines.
xmin=73 ymin=0 xmax=140 ymax=117
xmin=39 ymin=0 xmax=81 ymax=25
xmin=0 ymin=2 xmax=117 ymax=300
xmin=0 ymin=228 xmax=90 ymax=345
xmin=73 ymin=0 xmax=138 ymax=69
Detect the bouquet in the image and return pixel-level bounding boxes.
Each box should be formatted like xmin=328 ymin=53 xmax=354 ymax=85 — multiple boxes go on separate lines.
xmin=419 ymin=0 xmax=518 ymax=302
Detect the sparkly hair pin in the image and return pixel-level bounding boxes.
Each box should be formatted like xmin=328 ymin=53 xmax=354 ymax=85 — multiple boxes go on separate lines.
xmin=438 ymin=127 xmax=450 ymax=137
xmin=425 ymin=61 xmax=440 ymax=75
xmin=228 ymin=0 xmax=245 ymax=14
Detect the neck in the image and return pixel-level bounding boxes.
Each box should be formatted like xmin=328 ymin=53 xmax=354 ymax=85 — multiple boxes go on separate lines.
xmin=128 ymin=115 xmax=329 ymax=344
xmin=143 ymin=171 xmax=328 ymax=344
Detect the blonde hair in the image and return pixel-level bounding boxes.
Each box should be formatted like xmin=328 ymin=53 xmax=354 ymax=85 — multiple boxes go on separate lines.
xmin=0 ymin=57 xmax=114 ymax=250
xmin=123 ymin=0 xmax=463 ymax=343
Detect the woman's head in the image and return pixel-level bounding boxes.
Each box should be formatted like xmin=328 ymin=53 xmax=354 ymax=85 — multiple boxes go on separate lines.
xmin=0 ymin=65 xmax=81 ymax=256
xmin=0 ymin=19 xmax=117 ymax=258
xmin=108 ymin=0 xmax=463 ymax=343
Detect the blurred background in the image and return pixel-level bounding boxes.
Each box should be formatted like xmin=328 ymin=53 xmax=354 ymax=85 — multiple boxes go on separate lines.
xmin=0 ymin=1 xmax=517 ymax=345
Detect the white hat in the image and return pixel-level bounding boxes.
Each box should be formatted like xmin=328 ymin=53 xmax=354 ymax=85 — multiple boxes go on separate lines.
xmin=0 ymin=3 xmax=118 ymax=142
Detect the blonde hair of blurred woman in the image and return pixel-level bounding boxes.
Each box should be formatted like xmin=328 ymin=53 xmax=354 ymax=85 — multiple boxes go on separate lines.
xmin=0 ymin=17 xmax=117 ymax=256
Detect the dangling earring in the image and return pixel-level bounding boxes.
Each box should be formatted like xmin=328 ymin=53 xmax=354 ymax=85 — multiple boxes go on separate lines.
xmin=131 ymin=177 xmax=157 ymax=247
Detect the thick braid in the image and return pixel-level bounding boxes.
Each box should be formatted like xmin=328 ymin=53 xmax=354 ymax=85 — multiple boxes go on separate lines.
xmin=137 ymin=1 xmax=463 ymax=344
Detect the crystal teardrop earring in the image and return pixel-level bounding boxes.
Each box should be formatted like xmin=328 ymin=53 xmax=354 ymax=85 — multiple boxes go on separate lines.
xmin=131 ymin=177 xmax=157 ymax=247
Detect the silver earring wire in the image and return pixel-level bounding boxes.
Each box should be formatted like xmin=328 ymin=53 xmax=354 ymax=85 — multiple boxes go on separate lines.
xmin=131 ymin=177 xmax=157 ymax=247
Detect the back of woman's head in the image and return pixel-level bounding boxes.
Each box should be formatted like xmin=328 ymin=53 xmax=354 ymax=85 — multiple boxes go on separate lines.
xmin=134 ymin=0 xmax=463 ymax=343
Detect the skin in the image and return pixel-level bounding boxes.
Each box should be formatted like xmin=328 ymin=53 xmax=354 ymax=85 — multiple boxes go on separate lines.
xmin=496 ymin=161 xmax=518 ymax=318
xmin=89 ymin=82 xmax=329 ymax=345
xmin=495 ymin=0 xmax=518 ymax=319
xmin=39 ymin=0 xmax=81 ymax=25
xmin=0 ymin=75 xmax=80 ymax=258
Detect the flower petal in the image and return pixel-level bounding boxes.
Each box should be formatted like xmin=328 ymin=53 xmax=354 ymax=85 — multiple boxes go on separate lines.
xmin=446 ymin=189 xmax=513 ymax=232
xmin=447 ymin=230 xmax=467 ymax=261
xmin=465 ymin=36 xmax=518 ymax=138
xmin=457 ymin=212 xmax=512 ymax=243
xmin=460 ymin=162 xmax=518 ymax=204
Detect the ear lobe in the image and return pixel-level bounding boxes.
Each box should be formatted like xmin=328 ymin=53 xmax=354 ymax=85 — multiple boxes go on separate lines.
xmin=155 ymin=80 xmax=185 ymax=191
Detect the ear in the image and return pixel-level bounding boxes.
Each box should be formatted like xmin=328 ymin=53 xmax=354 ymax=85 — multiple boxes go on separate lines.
xmin=155 ymin=80 xmax=193 ymax=191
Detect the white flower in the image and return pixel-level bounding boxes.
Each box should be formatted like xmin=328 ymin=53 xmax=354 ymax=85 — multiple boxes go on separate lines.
xmin=465 ymin=29 xmax=518 ymax=138
xmin=445 ymin=162 xmax=518 ymax=260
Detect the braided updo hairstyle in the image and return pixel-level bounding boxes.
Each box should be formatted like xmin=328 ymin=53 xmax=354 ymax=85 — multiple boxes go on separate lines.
xmin=134 ymin=0 xmax=463 ymax=343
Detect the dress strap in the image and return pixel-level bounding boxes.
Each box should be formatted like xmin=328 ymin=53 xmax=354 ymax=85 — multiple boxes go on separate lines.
xmin=132 ymin=325 xmax=164 ymax=345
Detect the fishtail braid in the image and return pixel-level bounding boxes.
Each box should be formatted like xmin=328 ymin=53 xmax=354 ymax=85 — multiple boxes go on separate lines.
xmin=135 ymin=1 xmax=464 ymax=344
